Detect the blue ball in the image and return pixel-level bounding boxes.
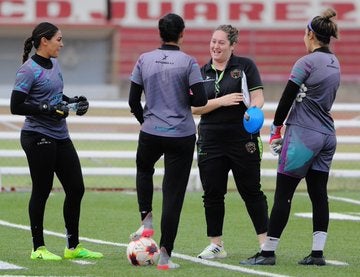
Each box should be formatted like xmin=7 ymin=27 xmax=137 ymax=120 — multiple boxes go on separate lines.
xmin=243 ymin=106 xmax=264 ymax=134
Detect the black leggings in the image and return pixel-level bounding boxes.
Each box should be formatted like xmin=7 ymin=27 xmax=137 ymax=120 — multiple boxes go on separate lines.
xmin=197 ymin=129 xmax=268 ymax=237
xmin=21 ymin=130 xmax=84 ymax=250
xmin=136 ymin=131 xmax=196 ymax=256
xmin=268 ymin=170 xmax=329 ymax=238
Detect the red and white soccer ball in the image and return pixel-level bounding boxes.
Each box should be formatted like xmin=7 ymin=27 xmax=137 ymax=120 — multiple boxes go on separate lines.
xmin=126 ymin=237 xmax=160 ymax=266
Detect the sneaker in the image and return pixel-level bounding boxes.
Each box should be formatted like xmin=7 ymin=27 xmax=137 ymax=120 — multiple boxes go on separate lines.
xmin=298 ymin=254 xmax=326 ymax=266
xmin=30 ymin=246 xmax=62 ymax=261
xmin=197 ymin=243 xmax=227 ymax=259
xmin=129 ymin=225 xmax=154 ymax=241
xmin=64 ymin=244 xmax=103 ymax=259
xmin=240 ymin=252 xmax=276 ymax=265
xmin=157 ymin=246 xmax=179 ymax=270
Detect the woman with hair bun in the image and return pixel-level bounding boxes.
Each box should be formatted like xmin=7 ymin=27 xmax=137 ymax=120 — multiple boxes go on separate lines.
xmin=240 ymin=8 xmax=340 ymax=266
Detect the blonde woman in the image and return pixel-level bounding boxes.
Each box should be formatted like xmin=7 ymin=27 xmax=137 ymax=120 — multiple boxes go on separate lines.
xmin=193 ymin=25 xmax=268 ymax=260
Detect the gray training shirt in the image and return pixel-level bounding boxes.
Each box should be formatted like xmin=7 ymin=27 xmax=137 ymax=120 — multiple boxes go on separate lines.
xmin=131 ymin=47 xmax=203 ymax=137
xmin=286 ymin=50 xmax=340 ymax=135
xmin=13 ymin=58 xmax=69 ymax=139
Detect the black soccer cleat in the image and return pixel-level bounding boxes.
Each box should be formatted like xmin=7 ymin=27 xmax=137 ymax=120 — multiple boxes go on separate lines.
xmin=240 ymin=252 xmax=276 ymax=265
xmin=298 ymin=254 xmax=326 ymax=266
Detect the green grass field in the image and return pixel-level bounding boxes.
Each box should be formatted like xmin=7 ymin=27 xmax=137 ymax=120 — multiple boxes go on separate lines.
xmin=1 ymin=104 xmax=359 ymax=276
xmin=0 ymin=189 xmax=359 ymax=277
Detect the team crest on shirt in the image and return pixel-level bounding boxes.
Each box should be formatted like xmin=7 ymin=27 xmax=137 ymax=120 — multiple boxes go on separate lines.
xmin=245 ymin=142 xmax=256 ymax=154
xmin=231 ymin=69 xmax=242 ymax=79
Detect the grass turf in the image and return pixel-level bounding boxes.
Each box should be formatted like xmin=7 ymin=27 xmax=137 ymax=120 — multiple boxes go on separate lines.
xmin=0 ymin=190 xmax=359 ymax=277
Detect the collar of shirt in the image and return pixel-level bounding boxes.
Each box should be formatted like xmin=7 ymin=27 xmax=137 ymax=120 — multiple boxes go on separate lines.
xmin=32 ymin=54 xmax=53 ymax=69
xmin=159 ymin=44 xmax=180 ymax=51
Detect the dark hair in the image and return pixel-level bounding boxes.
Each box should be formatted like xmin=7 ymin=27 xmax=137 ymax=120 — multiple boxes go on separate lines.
xmin=215 ymin=25 xmax=239 ymax=45
xmin=158 ymin=13 xmax=185 ymax=43
xmin=308 ymin=8 xmax=338 ymax=45
xmin=22 ymin=22 xmax=59 ymax=63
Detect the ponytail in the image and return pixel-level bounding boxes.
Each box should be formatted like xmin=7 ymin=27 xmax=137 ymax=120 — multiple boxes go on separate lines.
xmin=22 ymin=37 xmax=33 ymax=64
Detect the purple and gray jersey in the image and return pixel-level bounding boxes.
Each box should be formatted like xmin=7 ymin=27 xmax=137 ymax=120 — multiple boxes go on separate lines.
xmin=13 ymin=58 xmax=69 ymax=139
xmin=286 ymin=50 xmax=340 ymax=135
xmin=131 ymin=48 xmax=203 ymax=137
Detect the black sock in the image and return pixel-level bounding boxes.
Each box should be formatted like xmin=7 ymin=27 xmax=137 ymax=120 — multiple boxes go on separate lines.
xmin=33 ymin=238 xmax=45 ymax=251
xmin=66 ymin=232 xmax=79 ymax=249
xmin=311 ymin=250 xmax=323 ymax=258
xmin=261 ymin=250 xmax=275 ymax=257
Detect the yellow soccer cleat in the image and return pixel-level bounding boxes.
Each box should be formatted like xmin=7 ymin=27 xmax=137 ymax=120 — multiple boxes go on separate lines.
xmin=30 ymin=246 xmax=62 ymax=261
xmin=64 ymin=244 xmax=103 ymax=259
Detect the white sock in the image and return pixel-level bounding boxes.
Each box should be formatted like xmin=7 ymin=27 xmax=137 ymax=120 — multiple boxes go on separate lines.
xmin=262 ymin=237 xmax=280 ymax=252
xmin=312 ymin=231 xmax=327 ymax=251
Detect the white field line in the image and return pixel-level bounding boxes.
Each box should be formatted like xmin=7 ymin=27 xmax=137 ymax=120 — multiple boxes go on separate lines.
xmin=0 ymin=196 xmax=357 ymax=275
xmin=326 ymin=260 xmax=349 ymax=266
xmin=298 ymin=193 xmax=360 ymax=205
xmin=295 ymin=212 xmax=360 ymax=221
xmin=0 ymin=219 xmax=290 ymax=277
xmin=295 ymin=194 xmax=356 ymax=265
xmin=0 ymin=261 xmax=24 ymax=270
xmin=328 ymin=195 xmax=360 ymax=205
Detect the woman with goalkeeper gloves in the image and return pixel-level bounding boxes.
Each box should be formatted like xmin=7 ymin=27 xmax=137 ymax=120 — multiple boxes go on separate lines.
xmin=240 ymin=8 xmax=340 ymax=266
xmin=192 ymin=25 xmax=269 ymax=260
xmin=10 ymin=22 xmax=103 ymax=261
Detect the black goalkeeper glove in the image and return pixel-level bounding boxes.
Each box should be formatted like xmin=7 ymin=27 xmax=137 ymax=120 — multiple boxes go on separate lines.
xmin=75 ymin=95 xmax=89 ymax=116
xmin=39 ymin=101 xmax=69 ymax=120
xmin=63 ymin=95 xmax=89 ymax=116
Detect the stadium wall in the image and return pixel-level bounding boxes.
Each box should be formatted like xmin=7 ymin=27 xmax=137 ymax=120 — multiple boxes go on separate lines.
xmin=0 ymin=0 xmax=359 ymax=100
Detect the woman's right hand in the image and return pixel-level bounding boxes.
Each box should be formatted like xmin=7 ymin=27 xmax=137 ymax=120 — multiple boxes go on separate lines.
xmin=218 ymin=92 xmax=243 ymax=106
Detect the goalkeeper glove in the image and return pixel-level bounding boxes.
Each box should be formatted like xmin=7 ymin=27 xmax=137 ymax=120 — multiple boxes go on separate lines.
xmin=75 ymin=96 xmax=89 ymax=116
xmin=39 ymin=101 xmax=69 ymax=120
xmin=64 ymin=95 xmax=89 ymax=116
xmin=269 ymin=123 xmax=283 ymax=156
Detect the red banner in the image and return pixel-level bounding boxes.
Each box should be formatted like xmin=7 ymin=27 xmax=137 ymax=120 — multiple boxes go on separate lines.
xmin=0 ymin=0 xmax=359 ymax=28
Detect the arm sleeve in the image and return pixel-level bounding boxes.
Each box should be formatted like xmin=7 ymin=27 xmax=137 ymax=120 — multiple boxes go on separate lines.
xmin=128 ymin=81 xmax=144 ymax=124
xmin=10 ymin=90 xmax=41 ymax=115
xmin=273 ymin=80 xmax=299 ymax=126
xmin=189 ymin=82 xmax=208 ymax=107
